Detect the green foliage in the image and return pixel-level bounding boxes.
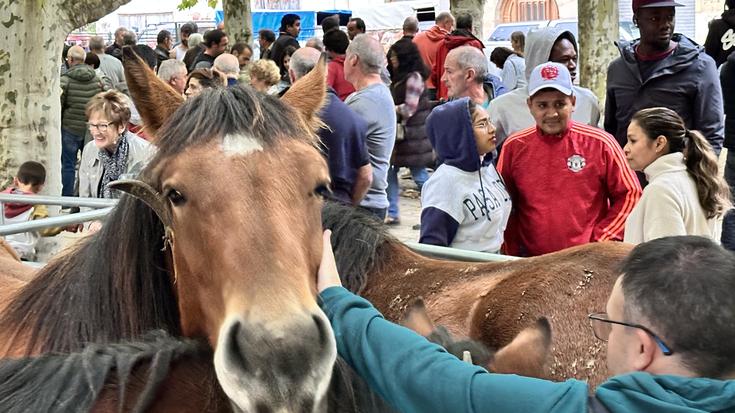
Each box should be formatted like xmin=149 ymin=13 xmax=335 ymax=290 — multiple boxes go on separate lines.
xmin=177 ymin=0 xmax=217 ymax=10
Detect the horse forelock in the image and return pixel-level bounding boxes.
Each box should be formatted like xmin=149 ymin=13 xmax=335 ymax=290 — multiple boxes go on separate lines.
xmin=150 ymin=86 xmax=312 ymax=164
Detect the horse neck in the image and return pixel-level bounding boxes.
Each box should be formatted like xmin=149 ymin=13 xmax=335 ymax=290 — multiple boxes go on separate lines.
xmin=0 ymin=198 xmax=181 ymax=356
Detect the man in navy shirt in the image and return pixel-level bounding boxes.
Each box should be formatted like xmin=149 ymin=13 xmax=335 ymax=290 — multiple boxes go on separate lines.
xmin=289 ymin=47 xmax=373 ymax=205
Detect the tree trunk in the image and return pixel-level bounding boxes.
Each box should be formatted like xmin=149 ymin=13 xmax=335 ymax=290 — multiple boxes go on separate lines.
xmin=223 ymin=0 xmax=252 ymax=45
xmin=0 ymin=0 xmax=131 ymax=192
xmin=450 ymin=0 xmax=485 ymax=39
xmin=578 ymin=0 xmax=619 ymax=109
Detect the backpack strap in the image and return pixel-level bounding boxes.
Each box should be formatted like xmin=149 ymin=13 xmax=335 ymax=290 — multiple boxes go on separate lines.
xmin=588 ymin=395 xmax=611 ymax=413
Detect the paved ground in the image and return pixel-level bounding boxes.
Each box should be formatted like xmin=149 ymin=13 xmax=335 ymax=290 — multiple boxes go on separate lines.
xmin=385 ymin=170 xmax=424 ymax=243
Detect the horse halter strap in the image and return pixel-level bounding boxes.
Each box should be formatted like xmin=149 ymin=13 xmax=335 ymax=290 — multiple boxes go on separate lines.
xmin=106 ymin=178 xmax=175 ymax=250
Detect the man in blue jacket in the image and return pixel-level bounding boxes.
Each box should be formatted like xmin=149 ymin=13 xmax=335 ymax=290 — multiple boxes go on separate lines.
xmin=605 ymin=0 xmax=724 ymax=153
xmin=317 ymin=234 xmax=735 ymax=412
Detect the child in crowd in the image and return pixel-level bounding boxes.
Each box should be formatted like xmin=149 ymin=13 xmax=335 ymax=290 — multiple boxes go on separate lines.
xmin=1 ymin=161 xmax=62 ymax=260
xmin=419 ymin=97 xmax=512 ymax=253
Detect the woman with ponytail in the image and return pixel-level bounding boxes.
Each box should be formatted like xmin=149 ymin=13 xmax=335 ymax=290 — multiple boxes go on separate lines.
xmin=623 ymin=107 xmax=731 ymax=244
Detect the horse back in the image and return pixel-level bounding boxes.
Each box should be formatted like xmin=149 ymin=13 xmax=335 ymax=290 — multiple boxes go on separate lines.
xmin=469 ymin=241 xmax=631 ymax=386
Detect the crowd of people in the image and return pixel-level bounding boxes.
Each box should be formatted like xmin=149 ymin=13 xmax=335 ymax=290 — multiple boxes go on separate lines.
xmin=2 ymin=1 xmax=735 ymax=410
xmin=5 ymin=0 xmax=735 ymax=261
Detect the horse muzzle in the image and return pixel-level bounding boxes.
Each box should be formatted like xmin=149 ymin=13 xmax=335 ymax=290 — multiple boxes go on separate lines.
xmin=213 ymin=310 xmax=337 ymax=413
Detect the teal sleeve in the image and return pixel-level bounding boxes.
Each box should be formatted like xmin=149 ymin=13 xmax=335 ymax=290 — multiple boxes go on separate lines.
xmin=319 ymin=286 xmax=590 ymax=413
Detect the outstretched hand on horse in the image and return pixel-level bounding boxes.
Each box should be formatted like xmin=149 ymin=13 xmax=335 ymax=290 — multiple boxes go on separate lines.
xmin=318 ymin=230 xmax=343 ymax=292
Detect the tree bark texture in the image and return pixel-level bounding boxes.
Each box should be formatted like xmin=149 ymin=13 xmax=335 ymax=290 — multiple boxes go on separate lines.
xmin=578 ymin=0 xmax=619 ymax=109
xmin=450 ymin=0 xmax=485 ymax=40
xmin=223 ymin=0 xmax=252 ymax=45
xmin=0 ymin=0 xmax=130 ymax=191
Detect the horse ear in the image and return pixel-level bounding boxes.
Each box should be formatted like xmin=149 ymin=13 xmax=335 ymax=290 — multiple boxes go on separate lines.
xmin=122 ymin=46 xmax=185 ymax=140
xmin=280 ymin=53 xmax=327 ymax=132
xmin=489 ymin=317 xmax=552 ymax=378
xmin=400 ymin=299 xmax=436 ymax=337
xmin=107 ymin=179 xmax=173 ymax=228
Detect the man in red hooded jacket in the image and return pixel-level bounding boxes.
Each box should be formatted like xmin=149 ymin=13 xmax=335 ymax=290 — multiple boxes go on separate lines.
xmin=413 ymin=11 xmax=454 ymax=100
xmin=432 ymin=13 xmax=485 ymax=101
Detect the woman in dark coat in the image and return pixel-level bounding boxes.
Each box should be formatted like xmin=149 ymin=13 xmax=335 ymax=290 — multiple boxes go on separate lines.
xmin=385 ymin=38 xmax=434 ymax=225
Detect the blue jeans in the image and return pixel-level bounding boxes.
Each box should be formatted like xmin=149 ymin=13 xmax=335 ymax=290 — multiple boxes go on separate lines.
xmin=722 ymin=151 xmax=735 ymax=250
xmin=61 ymin=129 xmax=84 ymax=197
xmin=387 ymin=165 xmax=429 ymax=219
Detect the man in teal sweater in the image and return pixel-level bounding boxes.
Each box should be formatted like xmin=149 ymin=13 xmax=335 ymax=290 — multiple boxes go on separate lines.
xmin=317 ymin=233 xmax=735 ymax=412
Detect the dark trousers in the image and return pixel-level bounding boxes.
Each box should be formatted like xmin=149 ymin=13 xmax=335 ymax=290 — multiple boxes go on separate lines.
xmin=61 ymin=128 xmax=84 ymax=197
xmin=722 ymin=150 xmax=735 ymax=250
xmin=360 ymin=206 xmax=387 ymax=222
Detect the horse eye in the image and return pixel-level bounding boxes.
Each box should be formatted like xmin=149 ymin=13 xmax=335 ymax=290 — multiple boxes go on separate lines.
xmin=313 ymin=183 xmax=331 ymax=199
xmin=165 ymin=188 xmax=186 ymax=206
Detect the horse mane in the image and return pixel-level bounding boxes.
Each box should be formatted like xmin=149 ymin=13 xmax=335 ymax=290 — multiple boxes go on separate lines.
xmin=0 ymin=331 xmax=208 ymax=413
xmin=321 ymin=201 xmax=401 ymax=294
xmin=0 ymin=196 xmax=181 ymax=354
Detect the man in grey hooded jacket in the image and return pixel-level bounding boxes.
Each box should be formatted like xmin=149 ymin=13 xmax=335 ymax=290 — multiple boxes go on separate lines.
xmin=605 ymin=0 xmax=724 ymax=153
xmin=488 ymin=27 xmax=601 ymax=149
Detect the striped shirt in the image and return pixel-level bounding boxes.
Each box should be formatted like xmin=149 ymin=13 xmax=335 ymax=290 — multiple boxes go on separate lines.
xmin=497 ymin=121 xmax=641 ymax=257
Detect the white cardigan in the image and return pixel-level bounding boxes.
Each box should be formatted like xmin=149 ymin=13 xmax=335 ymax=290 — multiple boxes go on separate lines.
xmin=624 ymin=152 xmax=722 ymax=244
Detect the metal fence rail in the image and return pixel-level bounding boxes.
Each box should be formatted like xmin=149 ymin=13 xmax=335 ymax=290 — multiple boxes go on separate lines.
xmin=404 ymin=242 xmax=518 ymax=262
xmin=0 ymin=194 xmax=118 ymax=233
xmin=1 ymin=194 xmax=519 ymax=263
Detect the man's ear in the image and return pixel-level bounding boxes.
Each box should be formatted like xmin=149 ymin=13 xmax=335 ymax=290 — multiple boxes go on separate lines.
xmin=570 ymin=95 xmax=577 ymax=109
xmin=288 ymin=68 xmax=296 ymax=84
xmin=466 ymin=68 xmax=476 ymax=83
xmin=526 ymin=97 xmax=533 ymax=111
xmin=631 ymin=328 xmax=657 ymax=371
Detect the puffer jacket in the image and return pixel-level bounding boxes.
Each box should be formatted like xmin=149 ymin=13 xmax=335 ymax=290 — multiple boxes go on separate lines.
xmin=604 ymin=34 xmax=724 ymax=154
xmin=60 ymin=64 xmax=105 ymax=136
xmin=391 ymin=75 xmax=434 ymax=168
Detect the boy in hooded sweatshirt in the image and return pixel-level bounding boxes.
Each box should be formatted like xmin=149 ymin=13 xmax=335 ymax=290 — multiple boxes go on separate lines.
xmin=317 ymin=233 xmax=735 ymax=413
xmin=488 ymin=27 xmax=601 ymax=150
xmin=419 ymin=97 xmax=511 ymax=253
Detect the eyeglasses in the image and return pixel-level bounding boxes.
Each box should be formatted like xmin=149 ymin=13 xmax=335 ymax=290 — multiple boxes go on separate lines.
xmin=588 ymin=312 xmax=673 ymax=355
xmin=87 ymin=122 xmax=113 ymax=132
xmin=474 ymin=120 xmax=494 ymax=131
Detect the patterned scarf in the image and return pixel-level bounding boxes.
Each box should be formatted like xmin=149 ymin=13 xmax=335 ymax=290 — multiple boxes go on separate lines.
xmin=97 ymin=132 xmax=130 ymax=198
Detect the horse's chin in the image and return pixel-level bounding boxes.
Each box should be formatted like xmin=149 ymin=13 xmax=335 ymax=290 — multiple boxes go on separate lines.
xmin=213 ymin=312 xmax=337 ymax=413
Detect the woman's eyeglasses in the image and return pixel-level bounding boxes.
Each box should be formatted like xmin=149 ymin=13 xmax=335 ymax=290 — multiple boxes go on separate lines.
xmin=87 ymin=122 xmax=112 ymax=132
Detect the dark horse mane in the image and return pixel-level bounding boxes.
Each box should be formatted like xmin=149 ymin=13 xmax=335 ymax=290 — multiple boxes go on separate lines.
xmin=0 ymin=331 xmax=211 ymax=413
xmin=0 ymin=86 xmax=313 ymax=355
xmin=321 ymin=201 xmax=400 ymax=294
xmin=0 ymin=329 xmax=393 ymax=413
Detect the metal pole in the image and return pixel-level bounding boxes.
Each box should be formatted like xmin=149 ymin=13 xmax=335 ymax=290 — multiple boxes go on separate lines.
xmin=404 ymin=241 xmax=519 ymax=262
xmin=0 ymin=194 xmax=117 ymax=209
xmin=0 ymin=207 xmax=115 ymax=236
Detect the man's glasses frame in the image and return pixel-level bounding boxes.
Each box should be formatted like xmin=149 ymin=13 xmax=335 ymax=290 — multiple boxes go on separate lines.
xmin=588 ymin=312 xmax=673 ymax=356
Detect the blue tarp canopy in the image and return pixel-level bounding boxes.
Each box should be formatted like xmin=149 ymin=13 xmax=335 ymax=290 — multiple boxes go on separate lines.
xmin=215 ymin=10 xmax=326 ymax=41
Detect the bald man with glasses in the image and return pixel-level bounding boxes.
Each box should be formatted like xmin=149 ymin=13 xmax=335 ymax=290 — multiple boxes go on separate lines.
xmin=316 ymin=235 xmax=735 ymax=412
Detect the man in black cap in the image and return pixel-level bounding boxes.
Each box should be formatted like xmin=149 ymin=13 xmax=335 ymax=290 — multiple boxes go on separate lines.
xmin=604 ymin=0 xmax=724 ymax=154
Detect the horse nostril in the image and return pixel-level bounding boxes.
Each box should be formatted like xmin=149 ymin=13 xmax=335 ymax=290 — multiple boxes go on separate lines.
xmin=312 ymin=313 xmax=330 ymax=346
xmin=226 ymin=320 xmax=249 ymax=372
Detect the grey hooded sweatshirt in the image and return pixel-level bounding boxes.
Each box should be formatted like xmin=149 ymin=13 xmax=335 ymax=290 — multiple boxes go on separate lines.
xmin=604 ymin=34 xmax=724 ymax=154
xmin=488 ymin=27 xmax=601 ymax=148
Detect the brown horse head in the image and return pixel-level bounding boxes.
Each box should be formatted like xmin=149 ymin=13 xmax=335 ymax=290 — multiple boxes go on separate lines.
xmin=402 ymin=298 xmax=552 ymax=377
xmin=117 ymin=50 xmax=334 ymax=412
